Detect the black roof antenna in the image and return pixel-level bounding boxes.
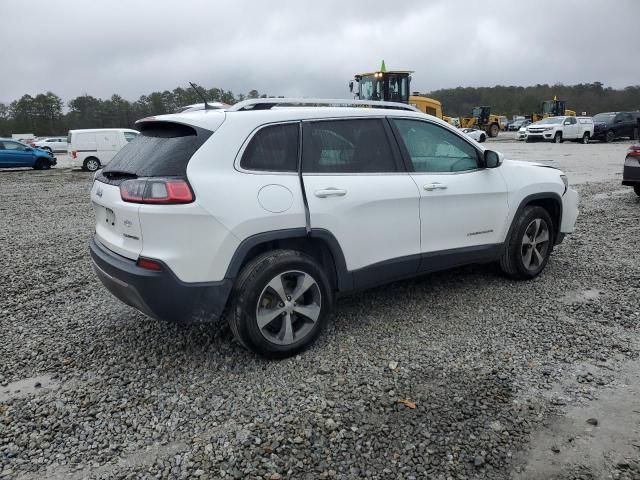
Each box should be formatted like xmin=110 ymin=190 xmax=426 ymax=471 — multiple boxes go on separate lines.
xmin=189 ymin=82 xmax=211 ymax=110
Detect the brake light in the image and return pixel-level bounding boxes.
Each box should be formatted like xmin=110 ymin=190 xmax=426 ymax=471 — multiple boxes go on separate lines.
xmin=72 ymin=151 xmax=77 ymax=159
xmin=627 ymin=146 xmax=640 ymax=157
xmin=120 ymin=178 xmax=194 ymax=204
xmin=136 ymin=258 xmax=162 ymax=271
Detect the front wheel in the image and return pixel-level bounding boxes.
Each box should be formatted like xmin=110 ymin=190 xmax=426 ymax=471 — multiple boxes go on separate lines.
xmin=581 ymin=132 xmax=590 ymax=144
xmin=499 ymin=206 xmax=554 ymax=280
xmin=489 ymin=123 xmax=499 ymax=137
xmin=227 ymin=250 xmax=333 ymax=358
xmin=554 ymin=132 xmax=563 ymax=143
xmin=33 ymin=158 xmax=46 ymax=170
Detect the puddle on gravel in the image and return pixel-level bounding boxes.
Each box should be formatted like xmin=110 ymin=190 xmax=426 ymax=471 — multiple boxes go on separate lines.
xmin=513 ymin=359 xmax=640 ymax=479
xmin=0 ymin=374 xmax=60 ymax=402
xmin=593 ymin=188 xmax=633 ymax=200
xmin=561 ymin=288 xmax=603 ymax=304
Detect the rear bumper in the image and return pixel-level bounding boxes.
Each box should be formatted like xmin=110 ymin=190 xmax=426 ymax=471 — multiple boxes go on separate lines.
xmin=622 ymin=157 xmax=640 ymax=185
xmin=90 ymin=237 xmax=232 ymax=323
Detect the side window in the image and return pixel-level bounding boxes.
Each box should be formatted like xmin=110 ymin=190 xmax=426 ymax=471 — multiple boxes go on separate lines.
xmin=623 ymin=113 xmax=634 ymax=122
xmin=240 ymin=123 xmax=299 ymax=172
xmin=4 ymin=142 xmax=26 ymax=151
xmin=568 ymin=117 xmax=577 ymax=125
xmin=123 ymin=132 xmax=138 ymax=142
xmin=302 ymin=119 xmax=398 ymax=173
xmin=392 ymin=119 xmax=479 ymax=173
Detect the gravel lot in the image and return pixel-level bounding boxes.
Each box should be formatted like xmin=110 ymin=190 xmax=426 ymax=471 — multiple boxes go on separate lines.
xmin=1 ymin=142 xmax=639 ymax=479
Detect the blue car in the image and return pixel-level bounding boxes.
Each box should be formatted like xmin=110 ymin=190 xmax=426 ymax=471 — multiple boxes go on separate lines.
xmin=0 ymin=139 xmax=57 ymax=169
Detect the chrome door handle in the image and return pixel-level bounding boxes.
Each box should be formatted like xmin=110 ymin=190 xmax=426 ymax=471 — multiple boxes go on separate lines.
xmin=314 ymin=188 xmax=347 ymax=198
xmin=423 ymin=182 xmax=448 ymax=191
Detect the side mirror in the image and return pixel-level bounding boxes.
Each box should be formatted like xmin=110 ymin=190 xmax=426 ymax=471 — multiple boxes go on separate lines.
xmin=484 ymin=150 xmax=503 ymax=168
xmin=348 ymin=81 xmax=354 ymax=93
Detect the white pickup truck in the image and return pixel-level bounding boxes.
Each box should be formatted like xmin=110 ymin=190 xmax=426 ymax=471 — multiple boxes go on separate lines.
xmin=526 ymin=116 xmax=594 ymax=144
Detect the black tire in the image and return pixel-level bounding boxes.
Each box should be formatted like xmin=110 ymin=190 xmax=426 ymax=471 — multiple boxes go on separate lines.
xmin=480 ymin=134 xmax=486 ymax=143
xmin=499 ymin=206 xmax=554 ymax=280
xmin=525 ymin=138 xmax=532 ymax=143
xmin=33 ymin=158 xmax=46 ymax=170
xmin=605 ymin=130 xmax=615 ymax=143
xmin=634 ymin=184 xmax=640 ymax=197
xmin=554 ymin=132 xmax=563 ymax=143
xmin=227 ymin=249 xmax=334 ymax=358
xmin=83 ymin=157 xmax=100 ymax=172
xmin=581 ymin=132 xmax=590 ymax=144
xmin=489 ymin=123 xmax=499 ymax=138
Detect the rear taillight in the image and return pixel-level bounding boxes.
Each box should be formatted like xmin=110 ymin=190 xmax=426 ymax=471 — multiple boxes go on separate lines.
xmin=136 ymin=258 xmax=163 ymax=271
xmin=120 ymin=178 xmax=194 ymax=204
xmin=627 ymin=146 xmax=640 ymax=158
xmin=72 ymin=151 xmax=77 ymax=159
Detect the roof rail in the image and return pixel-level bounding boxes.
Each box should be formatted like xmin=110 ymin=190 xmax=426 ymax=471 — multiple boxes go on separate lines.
xmin=228 ymin=98 xmax=420 ymax=113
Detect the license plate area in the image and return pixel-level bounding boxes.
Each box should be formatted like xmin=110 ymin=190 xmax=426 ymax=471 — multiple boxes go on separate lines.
xmin=105 ymin=207 xmax=116 ymax=227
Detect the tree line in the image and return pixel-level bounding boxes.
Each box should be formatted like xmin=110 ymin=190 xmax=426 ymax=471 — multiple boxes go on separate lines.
xmin=2 ymin=81 xmax=640 ymax=136
xmin=0 ymin=84 xmax=266 ymax=137
xmin=425 ymin=82 xmax=640 ymax=117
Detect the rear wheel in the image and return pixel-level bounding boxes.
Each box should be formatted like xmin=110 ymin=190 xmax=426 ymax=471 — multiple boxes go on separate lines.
xmin=227 ymin=250 xmax=333 ymax=358
xmin=480 ymin=134 xmax=486 ymax=143
xmin=554 ymin=132 xmax=563 ymax=143
xmin=499 ymin=206 xmax=554 ymax=280
xmin=84 ymin=157 xmax=100 ymax=172
xmin=605 ymin=130 xmax=615 ymax=143
xmin=634 ymin=185 xmax=640 ymax=197
xmin=581 ymin=132 xmax=590 ymax=144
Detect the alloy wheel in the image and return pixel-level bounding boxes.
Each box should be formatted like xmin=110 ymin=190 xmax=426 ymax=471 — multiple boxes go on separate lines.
xmin=521 ymin=218 xmax=550 ymax=271
xmin=256 ymin=270 xmax=322 ymax=346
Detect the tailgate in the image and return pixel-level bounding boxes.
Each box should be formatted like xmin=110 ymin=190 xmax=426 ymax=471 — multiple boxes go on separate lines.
xmin=91 ymin=180 xmax=143 ymax=259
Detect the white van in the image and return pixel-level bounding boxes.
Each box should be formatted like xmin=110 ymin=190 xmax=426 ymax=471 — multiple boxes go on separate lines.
xmin=67 ymin=128 xmax=139 ymax=171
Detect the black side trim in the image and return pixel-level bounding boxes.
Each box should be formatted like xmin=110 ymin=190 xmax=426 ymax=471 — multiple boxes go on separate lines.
xmin=352 ymin=254 xmax=421 ymax=290
xmin=223 ymin=228 xmax=353 ymax=291
xmin=351 ymin=244 xmax=502 ymax=291
xmin=76 ymin=149 xmax=98 ymax=152
xmin=419 ymin=244 xmax=503 ymax=273
xmin=506 ymin=192 xmax=564 ymax=245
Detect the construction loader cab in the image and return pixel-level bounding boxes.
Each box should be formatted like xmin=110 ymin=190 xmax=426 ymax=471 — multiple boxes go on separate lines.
xmin=352 ymin=71 xmax=412 ymax=104
xmin=472 ymin=106 xmax=491 ymax=126
xmin=543 ymin=100 xmax=566 ymax=117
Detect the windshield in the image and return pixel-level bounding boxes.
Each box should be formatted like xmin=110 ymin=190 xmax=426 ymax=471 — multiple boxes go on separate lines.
xmin=593 ymin=113 xmax=615 ymax=122
xmin=542 ymin=101 xmax=556 ymax=114
xmin=358 ymin=75 xmax=382 ymax=101
xmin=472 ymin=107 xmax=482 ymax=117
xmin=385 ymin=74 xmax=409 ymax=103
xmin=536 ymin=117 xmax=563 ymax=125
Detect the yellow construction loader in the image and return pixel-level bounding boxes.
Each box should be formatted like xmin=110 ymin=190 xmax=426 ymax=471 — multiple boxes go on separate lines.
xmin=459 ymin=106 xmax=501 ymax=137
xmin=350 ymin=62 xmax=456 ymax=126
xmin=531 ymin=98 xmax=577 ymax=122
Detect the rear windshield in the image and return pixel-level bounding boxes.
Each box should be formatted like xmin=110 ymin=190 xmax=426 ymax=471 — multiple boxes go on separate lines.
xmin=101 ymin=122 xmax=212 ymax=179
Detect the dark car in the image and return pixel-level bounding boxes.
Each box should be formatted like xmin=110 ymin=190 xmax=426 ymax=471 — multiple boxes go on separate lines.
xmin=592 ymin=111 xmax=640 ymax=143
xmin=0 ymin=139 xmax=57 ymax=169
xmin=622 ymin=144 xmax=640 ymax=196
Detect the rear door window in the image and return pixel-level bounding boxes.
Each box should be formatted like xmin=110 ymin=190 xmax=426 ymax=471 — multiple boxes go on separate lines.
xmin=302 ymin=118 xmax=398 ymax=173
xmin=240 ymin=123 xmax=299 ymax=172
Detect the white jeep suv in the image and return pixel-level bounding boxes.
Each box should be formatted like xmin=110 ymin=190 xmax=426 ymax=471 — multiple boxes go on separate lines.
xmin=89 ymin=99 xmax=579 ymax=357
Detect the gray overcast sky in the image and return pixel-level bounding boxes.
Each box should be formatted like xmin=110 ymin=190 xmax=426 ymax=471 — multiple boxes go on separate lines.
xmin=2 ymin=0 xmax=639 ymax=103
